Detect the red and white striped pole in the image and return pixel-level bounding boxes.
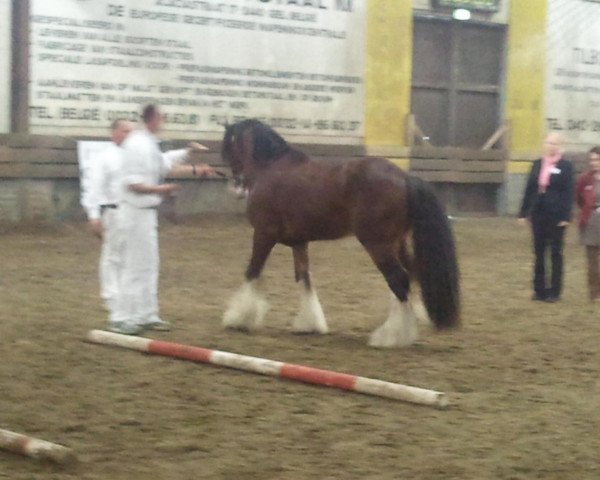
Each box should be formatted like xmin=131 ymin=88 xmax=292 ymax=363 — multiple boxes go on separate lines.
xmin=0 ymin=429 xmax=76 ymax=464
xmin=86 ymin=330 xmax=448 ymax=408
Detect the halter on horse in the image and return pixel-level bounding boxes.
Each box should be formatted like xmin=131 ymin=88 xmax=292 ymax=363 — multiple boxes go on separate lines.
xmin=221 ymin=119 xmax=459 ymax=348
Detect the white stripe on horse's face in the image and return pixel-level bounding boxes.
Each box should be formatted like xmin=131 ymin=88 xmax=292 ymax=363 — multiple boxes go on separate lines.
xmin=229 ymin=156 xmax=243 ymax=176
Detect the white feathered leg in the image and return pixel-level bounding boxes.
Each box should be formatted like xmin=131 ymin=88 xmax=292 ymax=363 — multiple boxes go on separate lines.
xmin=223 ymin=280 xmax=269 ymax=331
xmin=292 ymin=282 xmax=329 ymax=334
xmin=369 ymin=294 xmax=418 ymax=348
xmin=409 ymin=291 xmax=432 ymax=326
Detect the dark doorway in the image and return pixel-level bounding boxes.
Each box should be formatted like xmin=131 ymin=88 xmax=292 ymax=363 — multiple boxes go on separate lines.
xmin=411 ymin=17 xmax=506 ymax=148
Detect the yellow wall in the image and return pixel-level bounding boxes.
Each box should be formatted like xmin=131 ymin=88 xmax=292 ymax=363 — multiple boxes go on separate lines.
xmin=364 ymin=0 xmax=413 ymax=148
xmin=505 ymin=0 xmax=547 ymax=154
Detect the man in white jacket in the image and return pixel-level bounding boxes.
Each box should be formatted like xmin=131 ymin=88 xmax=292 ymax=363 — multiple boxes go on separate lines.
xmin=84 ymin=119 xmax=132 ymax=312
xmin=109 ymin=104 xmax=213 ymax=335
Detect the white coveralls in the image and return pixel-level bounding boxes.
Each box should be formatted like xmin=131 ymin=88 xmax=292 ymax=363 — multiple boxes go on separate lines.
xmin=111 ymin=129 xmax=187 ymax=329
xmin=83 ymin=143 xmax=124 ymax=311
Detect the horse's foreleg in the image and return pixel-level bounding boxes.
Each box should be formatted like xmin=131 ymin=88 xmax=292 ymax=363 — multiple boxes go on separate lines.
xmin=223 ymin=233 xmax=274 ymax=331
xmin=364 ymin=243 xmax=418 ymax=348
xmin=291 ymin=244 xmax=328 ymax=334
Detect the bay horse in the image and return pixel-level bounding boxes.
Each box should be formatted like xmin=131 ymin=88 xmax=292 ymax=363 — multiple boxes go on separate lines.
xmin=221 ymin=119 xmax=460 ymax=348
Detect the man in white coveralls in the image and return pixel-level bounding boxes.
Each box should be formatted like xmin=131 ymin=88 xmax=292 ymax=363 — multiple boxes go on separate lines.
xmin=109 ymin=104 xmax=214 ymax=335
xmin=84 ymin=119 xmax=133 ymax=312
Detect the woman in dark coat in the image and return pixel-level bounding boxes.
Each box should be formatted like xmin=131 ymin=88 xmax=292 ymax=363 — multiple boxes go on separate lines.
xmin=575 ymin=146 xmax=600 ymax=301
xmin=518 ymin=133 xmax=574 ymax=302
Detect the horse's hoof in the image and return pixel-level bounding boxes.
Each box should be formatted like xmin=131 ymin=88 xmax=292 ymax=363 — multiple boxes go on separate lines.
xmin=291 ymin=318 xmax=329 ymax=335
xmin=223 ymin=313 xmax=263 ymax=332
xmin=368 ymin=337 xmax=412 ymax=349
xmin=223 ymin=323 xmax=253 ymax=333
xmin=368 ymin=327 xmax=416 ymax=348
xmin=291 ymin=327 xmax=329 ymax=335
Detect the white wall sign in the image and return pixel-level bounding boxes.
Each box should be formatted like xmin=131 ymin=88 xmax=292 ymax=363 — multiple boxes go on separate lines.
xmin=546 ymin=0 xmax=600 ymax=149
xmin=30 ymin=0 xmax=365 ymax=142
xmin=0 ymin=0 xmax=11 ymax=133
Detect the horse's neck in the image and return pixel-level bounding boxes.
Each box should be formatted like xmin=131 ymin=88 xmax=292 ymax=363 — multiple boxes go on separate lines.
xmin=287 ymin=148 xmax=308 ymax=161
xmin=242 ymin=162 xmax=270 ymax=188
xmin=246 ymin=151 xmax=310 ymax=177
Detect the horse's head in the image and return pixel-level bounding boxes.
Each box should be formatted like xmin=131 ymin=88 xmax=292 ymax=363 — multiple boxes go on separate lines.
xmin=221 ymin=119 xmax=290 ymax=188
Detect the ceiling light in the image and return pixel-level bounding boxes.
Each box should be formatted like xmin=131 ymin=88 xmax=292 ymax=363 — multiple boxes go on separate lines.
xmin=453 ymin=8 xmax=471 ymax=20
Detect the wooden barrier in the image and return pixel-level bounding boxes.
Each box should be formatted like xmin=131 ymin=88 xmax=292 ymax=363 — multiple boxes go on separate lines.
xmin=0 ymin=134 xmax=511 ymax=222
xmin=410 ymin=146 xmax=507 ymax=184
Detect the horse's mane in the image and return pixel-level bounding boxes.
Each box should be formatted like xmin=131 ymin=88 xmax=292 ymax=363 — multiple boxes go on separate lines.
xmin=225 ymin=119 xmax=305 ymax=165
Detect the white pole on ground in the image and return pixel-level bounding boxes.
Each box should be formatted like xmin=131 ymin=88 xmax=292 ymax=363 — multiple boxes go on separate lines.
xmin=86 ymin=329 xmax=449 ymax=408
xmin=0 ymin=428 xmax=76 ymax=464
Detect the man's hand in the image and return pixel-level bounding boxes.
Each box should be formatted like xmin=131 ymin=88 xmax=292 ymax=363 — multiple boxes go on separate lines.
xmin=89 ymin=219 xmax=103 ymax=239
xmin=557 ymin=221 xmax=569 ymax=227
xmin=188 ymin=142 xmax=209 ymax=152
xmin=193 ymin=163 xmax=215 ymax=177
xmin=158 ymin=183 xmax=181 ymax=197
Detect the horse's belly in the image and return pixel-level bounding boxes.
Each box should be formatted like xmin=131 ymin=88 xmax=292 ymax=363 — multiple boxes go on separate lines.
xmin=281 ymin=212 xmax=351 ymax=244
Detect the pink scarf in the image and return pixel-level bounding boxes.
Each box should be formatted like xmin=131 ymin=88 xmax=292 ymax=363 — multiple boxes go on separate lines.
xmin=538 ymin=153 xmax=561 ymax=193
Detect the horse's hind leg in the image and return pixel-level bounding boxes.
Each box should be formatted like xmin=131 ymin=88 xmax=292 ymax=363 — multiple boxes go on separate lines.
xmin=399 ymin=241 xmax=431 ymax=326
xmin=363 ymin=242 xmax=418 ymax=348
xmin=291 ymin=243 xmax=328 ymax=334
xmin=223 ymin=232 xmax=274 ymax=331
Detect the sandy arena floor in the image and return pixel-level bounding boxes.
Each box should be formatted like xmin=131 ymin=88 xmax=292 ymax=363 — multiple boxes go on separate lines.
xmin=1 ymin=215 xmax=599 ymax=479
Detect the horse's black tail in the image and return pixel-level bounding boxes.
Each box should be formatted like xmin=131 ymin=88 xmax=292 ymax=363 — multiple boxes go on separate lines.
xmin=406 ymin=175 xmax=460 ymax=330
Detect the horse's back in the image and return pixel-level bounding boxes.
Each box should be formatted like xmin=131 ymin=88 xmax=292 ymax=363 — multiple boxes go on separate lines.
xmin=344 ymin=156 xmax=408 ymax=193
xmin=343 ymin=157 xmax=410 ymax=234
